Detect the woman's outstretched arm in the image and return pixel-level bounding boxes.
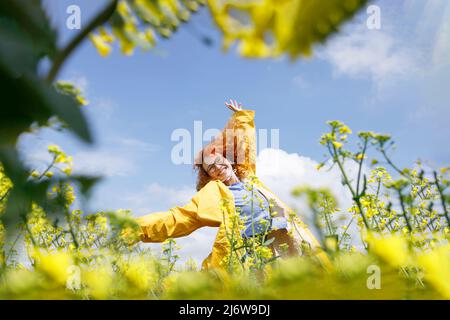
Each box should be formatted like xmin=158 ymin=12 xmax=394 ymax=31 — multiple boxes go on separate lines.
xmin=136 ymin=201 xmax=200 ymax=242
xmin=135 ymin=180 xmax=225 ymax=242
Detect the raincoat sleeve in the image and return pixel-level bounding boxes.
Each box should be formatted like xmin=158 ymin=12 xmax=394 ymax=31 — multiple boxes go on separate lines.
xmin=136 ymin=181 xmax=225 ymax=242
xmin=201 ymin=110 xmax=257 ymax=176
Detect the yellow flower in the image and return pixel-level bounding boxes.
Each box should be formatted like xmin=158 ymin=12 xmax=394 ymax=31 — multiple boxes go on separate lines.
xmin=367 ymin=234 xmax=409 ymax=267
xmin=62 ymin=166 xmax=72 ymax=176
xmin=99 ymin=27 xmax=114 ymax=43
xmin=440 ymin=167 xmax=450 ymax=174
xmin=332 ymin=141 xmax=343 ymax=149
xmin=83 ymin=264 xmax=113 ymax=299
xmin=45 ymin=171 xmax=54 ymax=178
xmin=30 ymin=170 xmax=40 ymax=178
xmin=76 ymin=95 xmax=88 ymax=106
xmin=239 ymin=37 xmax=271 ymax=58
xmin=256 ymin=246 xmax=273 ymax=260
xmin=89 ymin=34 xmax=112 ymax=57
xmin=48 ymin=145 xmax=61 ymax=154
xmin=417 ymin=245 xmax=450 ymax=299
xmin=338 ymin=125 xmax=352 ymax=134
xmin=324 ymin=235 xmax=338 ymax=252
xmin=35 ymin=250 xmax=73 ymax=286
xmin=144 ymin=28 xmax=156 ymax=47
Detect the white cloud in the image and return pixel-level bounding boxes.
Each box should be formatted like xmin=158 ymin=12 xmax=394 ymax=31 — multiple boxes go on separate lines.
xmin=320 ymin=27 xmax=416 ymax=87
xmin=256 ymin=148 xmax=365 ymax=249
xmin=320 ymin=1 xmax=450 ymax=85
xmin=256 ymin=148 xmax=356 ymax=220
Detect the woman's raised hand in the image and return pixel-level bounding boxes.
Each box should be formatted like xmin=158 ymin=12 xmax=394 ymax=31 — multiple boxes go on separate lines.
xmin=225 ymin=99 xmax=243 ymax=112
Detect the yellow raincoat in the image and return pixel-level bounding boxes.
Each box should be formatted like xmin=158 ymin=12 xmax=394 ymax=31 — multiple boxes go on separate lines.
xmin=136 ymin=110 xmax=330 ymax=270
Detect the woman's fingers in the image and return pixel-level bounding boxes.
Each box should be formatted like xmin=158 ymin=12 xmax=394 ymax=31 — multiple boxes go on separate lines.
xmin=225 ymin=99 xmax=236 ymax=111
xmin=225 ymin=101 xmax=234 ymax=111
xmin=225 ymin=98 xmax=243 ymax=111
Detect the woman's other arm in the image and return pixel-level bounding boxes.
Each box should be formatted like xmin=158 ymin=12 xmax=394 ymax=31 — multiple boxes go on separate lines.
xmin=136 ymin=181 xmax=225 ymax=242
xmin=203 ymin=99 xmax=257 ymax=176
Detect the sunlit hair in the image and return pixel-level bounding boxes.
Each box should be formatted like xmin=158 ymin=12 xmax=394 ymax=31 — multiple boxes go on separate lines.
xmin=193 ymin=150 xmax=250 ymax=191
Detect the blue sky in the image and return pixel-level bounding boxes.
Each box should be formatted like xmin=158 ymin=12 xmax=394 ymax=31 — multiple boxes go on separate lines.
xmin=18 ymin=1 xmax=450 ymax=261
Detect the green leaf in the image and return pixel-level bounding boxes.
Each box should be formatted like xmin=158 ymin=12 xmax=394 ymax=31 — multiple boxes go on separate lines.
xmin=0 ymin=70 xmax=92 ymax=146
xmin=0 ymin=147 xmax=49 ymax=229
xmin=70 ymin=175 xmax=102 ymax=198
xmin=0 ymin=0 xmax=57 ymax=60
xmin=0 ymin=16 xmax=40 ymax=76
xmin=0 ymin=1 xmax=92 ymax=146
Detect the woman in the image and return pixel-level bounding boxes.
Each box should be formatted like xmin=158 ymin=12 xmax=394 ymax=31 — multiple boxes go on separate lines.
xmin=135 ymin=100 xmax=329 ymax=270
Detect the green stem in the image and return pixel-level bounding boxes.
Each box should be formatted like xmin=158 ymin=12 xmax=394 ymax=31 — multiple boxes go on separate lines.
xmin=0 ymin=190 xmax=10 ymax=202
xmin=65 ymin=210 xmax=79 ymax=248
xmin=311 ymin=207 xmax=325 ymax=250
xmin=356 ymin=138 xmax=368 ymax=196
xmin=249 ymin=183 xmax=258 ymax=265
xmin=338 ymin=216 xmax=354 ymax=247
xmin=45 ymin=0 xmax=118 ymax=83
xmin=330 ymin=141 xmax=370 ymax=230
xmin=22 ymin=217 xmax=37 ymax=247
xmin=433 ymin=171 xmax=450 ymax=227
xmin=397 ymin=189 xmax=412 ymax=232
xmin=227 ymin=213 xmax=236 ymax=270
xmin=222 ymin=206 xmax=245 ymax=271
xmin=380 ymin=148 xmax=405 ymax=178
xmin=35 ymin=155 xmax=57 ymax=180
xmin=3 ymin=229 xmax=21 ymax=266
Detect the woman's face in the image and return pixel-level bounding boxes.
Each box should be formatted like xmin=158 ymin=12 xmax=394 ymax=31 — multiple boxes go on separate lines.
xmin=202 ymin=153 xmax=233 ymax=182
